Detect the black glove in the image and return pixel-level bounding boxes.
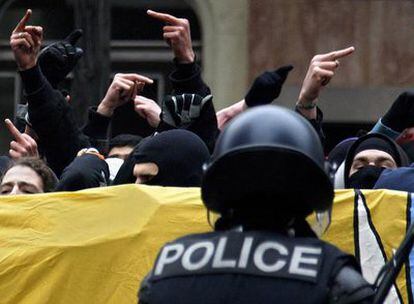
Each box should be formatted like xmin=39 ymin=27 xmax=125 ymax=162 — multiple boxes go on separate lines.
xmin=382 ymin=91 xmax=414 ymax=132
xmin=38 ymin=29 xmax=84 ymax=88
xmin=160 ymin=94 xmax=218 ymax=152
xmin=244 ymin=65 xmax=293 ymax=107
xmin=161 ymin=94 xmax=213 ymax=128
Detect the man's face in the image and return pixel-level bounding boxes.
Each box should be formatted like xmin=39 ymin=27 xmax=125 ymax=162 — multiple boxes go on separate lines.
xmin=349 ymin=149 xmax=397 ymax=176
xmin=107 ymin=146 xmax=134 ymax=161
xmin=0 ymin=165 xmax=44 ymax=195
xmin=133 ymin=162 xmax=159 ymax=184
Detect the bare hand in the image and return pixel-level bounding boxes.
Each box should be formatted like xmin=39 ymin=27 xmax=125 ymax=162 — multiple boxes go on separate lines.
xmin=5 ymin=118 xmax=39 ymax=160
xmin=298 ymin=46 xmax=355 ymax=105
xmin=10 ymin=9 xmax=43 ymax=71
xmin=134 ymin=96 xmax=161 ymax=128
xmin=147 ymin=9 xmax=195 ymax=64
xmin=216 ymin=100 xmax=247 ymax=130
xmin=98 ymin=73 xmax=153 ymax=117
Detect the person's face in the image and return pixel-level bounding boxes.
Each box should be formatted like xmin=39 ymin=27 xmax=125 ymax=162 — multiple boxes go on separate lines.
xmin=133 ymin=162 xmax=159 ymax=184
xmin=108 ymin=146 xmax=134 ymax=161
xmin=349 ymin=149 xmax=397 ymax=176
xmin=0 ymin=165 xmax=44 ymax=195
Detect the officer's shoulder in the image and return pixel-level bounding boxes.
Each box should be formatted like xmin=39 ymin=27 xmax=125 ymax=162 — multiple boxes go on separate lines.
xmin=167 ymin=231 xmax=219 ymax=244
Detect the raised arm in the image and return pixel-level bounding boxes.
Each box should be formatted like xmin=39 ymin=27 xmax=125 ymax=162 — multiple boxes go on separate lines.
xmin=147 ymin=9 xmax=210 ymax=96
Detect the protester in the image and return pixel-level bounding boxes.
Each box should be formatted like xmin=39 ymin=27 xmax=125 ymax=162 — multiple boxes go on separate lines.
xmin=0 ymin=157 xmax=58 ymax=195
xmin=107 ymin=134 xmax=143 ymax=160
xmin=9 ymin=9 xmax=90 ymax=176
xmin=113 ymin=129 xmax=209 ymax=187
xmin=339 ymin=133 xmax=409 ymax=189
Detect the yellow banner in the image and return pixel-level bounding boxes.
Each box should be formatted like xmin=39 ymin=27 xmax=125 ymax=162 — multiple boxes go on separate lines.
xmin=0 ymin=185 xmax=412 ymax=303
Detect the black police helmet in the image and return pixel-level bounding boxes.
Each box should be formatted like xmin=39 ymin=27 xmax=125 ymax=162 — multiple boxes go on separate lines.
xmin=201 ymin=105 xmax=334 ymax=216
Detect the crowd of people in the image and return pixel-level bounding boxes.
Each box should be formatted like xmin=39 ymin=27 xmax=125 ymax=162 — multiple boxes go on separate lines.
xmin=1 ymin=7 xmax=414 ymax=303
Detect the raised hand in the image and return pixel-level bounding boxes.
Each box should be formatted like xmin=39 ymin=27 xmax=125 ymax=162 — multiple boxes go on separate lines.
xmin=245 ymin=65 xmax=293 ymax=107
xmin=5 ymin=118 xmax=39 ymax=160
xmin=216 ymin=100 xmax=247 ymax=130
xmin=134 ymin=96 xmax=162 ymax=128
xmin=38 ymin=29 xmax=84 ymax=88
xmin=10 ymin=9 xmax=43 ymax=71
xmin=147 ymin=9 xmax=195 ymax=64
xmin=97 ymin=73 xmax=153 ymax=117
xmin=298 ymin=46 xmax=355 ymax=106
xmin=161 ymin=94 xmax=213 ymax=128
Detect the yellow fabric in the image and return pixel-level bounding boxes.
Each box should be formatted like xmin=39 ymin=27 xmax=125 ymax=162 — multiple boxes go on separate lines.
xmin=321 ymin=189 xmax=410 ymax=303
xmin=0 ymin=185 xmax=208 ymax=304
xmin=0 ymin=186 xmax=411 ymax=303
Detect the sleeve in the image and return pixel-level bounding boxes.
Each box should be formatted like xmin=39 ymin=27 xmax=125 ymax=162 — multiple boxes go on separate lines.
xmin=20 ymin=65 xmax=90 ymax=177
xmin=55 ymin=154 xmax=109 ymax=191
xmin=328 ymin=262 xmax=375 ymax=303
xmin=295 ymin=106 xmax=326 ymax=147
xmin=370 ymin=118 xmax=401 ymax=140
xmin=82 ymin=106 xmax=111 ymax=153
xmin=169 ymin=60 xmax=211 ymax=97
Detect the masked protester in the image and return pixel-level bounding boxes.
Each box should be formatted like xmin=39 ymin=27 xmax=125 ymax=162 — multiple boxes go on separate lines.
xmin=343 ymin=133 xmax=409 ymax=189
xmin=113 ymin=129 xmax=209 ymax=187
xmin=138 ymin=106 xmax=374 ymax=304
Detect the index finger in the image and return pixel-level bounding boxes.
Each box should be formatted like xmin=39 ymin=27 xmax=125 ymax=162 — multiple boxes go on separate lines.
xmin=13 ymin=9 xmax=32 ymax=33
xmin=319 ymin=46 xmax=355 ymax=61
xmin=147 ymin=9 xmax=180 ymax=24
xmin=121 ymin=73 xmax=154 ymax=84
xmin=5 ymin=119 xmax=24 ymax=142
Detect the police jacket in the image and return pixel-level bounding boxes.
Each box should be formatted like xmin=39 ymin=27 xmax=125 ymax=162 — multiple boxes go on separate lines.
xmin=139 ymin=230 xmax=374 ymax=304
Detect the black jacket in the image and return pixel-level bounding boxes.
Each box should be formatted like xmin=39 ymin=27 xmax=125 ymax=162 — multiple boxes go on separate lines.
xmin=19 ymin=65 xmax=90 ymax=177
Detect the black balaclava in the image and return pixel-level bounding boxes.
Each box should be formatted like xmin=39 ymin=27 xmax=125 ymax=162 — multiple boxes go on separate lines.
xmin=344 ymin=134 xmax=407 ymax=188
xmin=347 ymin=166 xmax=385 ymax=189
xmin=112 ymin=129 xmax=210 ymax=187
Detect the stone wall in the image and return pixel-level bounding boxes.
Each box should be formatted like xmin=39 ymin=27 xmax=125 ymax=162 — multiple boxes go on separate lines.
xmin=249 ymin=0 xmax=414 ymax=122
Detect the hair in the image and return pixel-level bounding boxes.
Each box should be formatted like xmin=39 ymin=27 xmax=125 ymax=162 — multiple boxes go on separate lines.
xmin=108 ymin=134 xmax=142 ymax=154
xmin=2 ymin=157 xmax=58 ymax=193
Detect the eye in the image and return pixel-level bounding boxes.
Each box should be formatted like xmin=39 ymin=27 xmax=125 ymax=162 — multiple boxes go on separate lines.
xmin=0 ymin=188 xmax=11 ymax=194
xmin=20 ymin=186 xmax=37 ymax=194
xmin=22 ymin=190 xmax=35 ymax=194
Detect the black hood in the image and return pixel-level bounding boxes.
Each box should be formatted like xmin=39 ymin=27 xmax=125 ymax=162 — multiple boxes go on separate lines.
xmin=113 ymin=129 xmax=210 ymax=187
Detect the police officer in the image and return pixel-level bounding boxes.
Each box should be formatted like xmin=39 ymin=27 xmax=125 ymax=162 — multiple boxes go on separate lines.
xmin=138 ymin=105 xmax=374 ymax=303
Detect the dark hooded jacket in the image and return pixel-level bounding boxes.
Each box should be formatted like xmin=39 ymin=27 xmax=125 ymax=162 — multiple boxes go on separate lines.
xmin=113 ymin=129 xmax=210 ymax=187
xmin=374 ymin=163 xmax=414 ymax=192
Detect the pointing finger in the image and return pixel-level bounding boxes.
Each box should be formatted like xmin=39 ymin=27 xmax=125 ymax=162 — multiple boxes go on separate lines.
xmin=147 ymin=9 xmax=180 ymax=24
xmin=331 ymin=46 xmax=355 ymax=60
xmin=13 ymin=9 xmax=32 ymax=33
xmin=121 ymin=73 xmax=154 ymax=84
xmin=318 ymin=46 xmax=355 ymax=61
xmin=5 ymin=119 xmax=24 ymax=142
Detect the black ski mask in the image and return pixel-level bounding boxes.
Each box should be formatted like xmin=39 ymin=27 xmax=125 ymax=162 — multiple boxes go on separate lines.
xmin=113 ymin=129 xmax=210 ymax=187
xmin=347 ymin=165 xmax=385 ymax=189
